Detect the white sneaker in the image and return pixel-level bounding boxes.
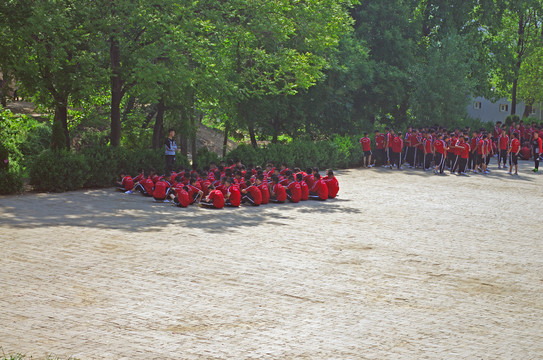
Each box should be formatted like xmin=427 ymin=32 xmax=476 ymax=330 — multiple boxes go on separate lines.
xmin=163 ymin=199 xmax=170 ymax=203
xmin=125 ymin=190 xmax=133 ymax=194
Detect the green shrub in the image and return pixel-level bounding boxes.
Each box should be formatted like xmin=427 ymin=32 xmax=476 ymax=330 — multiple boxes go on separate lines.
xmin=80 ymin=146 xmax=122 ymax=188
xmin=0 ymin=165 xmax=24 ymax=195
xmin=18 ymin=122 xmax=52 ymax=159
xmin=29 ymin=149 xmax=89 ymax=192
xmin=225 ymin=144 xmax=265 ymax=167
xmin=194 ymin=147 xmax=221 ymax=169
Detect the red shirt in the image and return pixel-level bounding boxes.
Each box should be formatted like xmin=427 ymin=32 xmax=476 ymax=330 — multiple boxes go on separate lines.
xmin=510 ymin=138 xmax=520 ymax=153
xmin=298 ymin=180 xmax=309 ymax=201
xmin=272 ymin=183 xmax=287 ymax=202
xmin=499 ymin=135 xmax=509 ymax=150
xmin=227 ymin=185 xmax=241 ymax=207
xmin=460 ymin=142 xmax=470 ymax=159
xmin=323 ymin=176 xmax=339 ymax=198
xmin=360 ymin=137 xmax=372 ymax=152
xmin=133 ymin=173 xmax=145 ymax=183
xmin=434 ymin=139 xmax=445 ymax=154
xmin=186 ymin=184 xmax=201 ymax=203
xmin=423 ymin=138 xmax=432 ymax=153
xmin=208 ymin=190 xmax=225 ymax=209
xmin=311 ymin=179 xmax=328 ymax=200
xmin=258 ymin=183 xmax=270 ymax=204
xmin=287 ymin=181 xmax=302 ymax=203
xmin=476 ymin=139 xmax=485 ymax=155
xmin=153 ymin=180 xmax=170 ymax=199
xmin=174 ymin=187 xmax=190 ymax=207
xmin=142 ymin=178 xmax=154 ymax=195
xmin=245 ymin=185 xmax=262 ymax=205
xmin=387 ymin=133 xmax=393 ymax=148
xmin=304 ymin=174 xmax=315 ymax=189
xmin=391 ymin=136 xmax=403 ymax=153
xmin=216 ymin=184 xmax=227 ymax=196
xmin=375 ymin=134 xmax=386 ymax=150
xmin=121 ymin=176 xmax=134 ymax=191
xmin=409 ymin=133 xmax=419 ymax=147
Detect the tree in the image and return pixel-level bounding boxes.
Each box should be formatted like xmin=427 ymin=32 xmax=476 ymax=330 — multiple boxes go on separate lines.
xmin=0 ymin=0 xmax=102 ymax=149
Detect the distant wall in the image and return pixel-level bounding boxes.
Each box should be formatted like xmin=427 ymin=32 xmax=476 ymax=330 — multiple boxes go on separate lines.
xmin=467 ymin=97 xmax=543 ymax=123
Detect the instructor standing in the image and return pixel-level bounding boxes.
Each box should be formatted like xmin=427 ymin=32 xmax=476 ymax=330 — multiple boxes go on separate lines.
xmin=165 ymin=128 xmax=177 ymax=173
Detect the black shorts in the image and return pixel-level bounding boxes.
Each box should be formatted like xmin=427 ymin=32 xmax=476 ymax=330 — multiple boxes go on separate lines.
xmin=511 ymin=153 xmax=518 ymax=165
xmin=364 ymin=150 xmax=372 ymax=157
xmin=476 ymin=153 xmax=483 ymax=165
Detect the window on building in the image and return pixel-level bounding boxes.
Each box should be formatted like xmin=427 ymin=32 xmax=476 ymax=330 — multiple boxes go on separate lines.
xmin=499 ymin=104 xmax=509 ymax=112
xmin=473 ymin=101 xmax=482 ymax=110
xmin=531 ymin=107 xmax=537 ymax=115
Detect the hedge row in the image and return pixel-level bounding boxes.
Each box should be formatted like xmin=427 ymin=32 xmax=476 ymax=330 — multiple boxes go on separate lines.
xmin=224 ymin=135 xmax=364 ymax=170
xmin=29 ymin=148 xmax=190 ymax=192
xmin=25 ymin=135 xmax=363 ymax=193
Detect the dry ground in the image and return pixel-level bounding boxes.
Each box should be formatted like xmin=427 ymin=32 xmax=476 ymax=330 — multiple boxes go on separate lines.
xmin=1 ymin=162 xmax=542 ymax=359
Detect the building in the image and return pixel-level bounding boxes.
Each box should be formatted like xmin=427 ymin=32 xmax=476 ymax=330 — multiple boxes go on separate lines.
xmin=467 ymin=97 xmax=542 ymax=123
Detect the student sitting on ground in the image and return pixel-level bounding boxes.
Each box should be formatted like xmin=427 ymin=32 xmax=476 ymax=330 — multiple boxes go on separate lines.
xmin=241 ymin=179 xmax=262 ymax=206
xmin=224 ymin=178 xmax=241 ymax=207
xmin=309 ymin=173 xmax=328 ymax=200
xmin=186 ymin=177 xmax=204 ymax=204
xmin=296 ymin=173 xmax=309 ymax=201
xmin=269 ymin=175 xmax=287 ymax=203
xmin=199 ymin=184 xmax=225 ymax=209
xmin=323 ymin=169 xmax=339 ymax=198
xmin=286 ymin=175 xmax=302 ymax=203
xmin=170 ymin=184 xmax=191 ymax=208
xmin=153 ymin=174 xmax=173 ymax=202
xmin=256 ymin=175 xmax=270 ymax=205
xmin=117 ymin=171 xmax=134 ymax=193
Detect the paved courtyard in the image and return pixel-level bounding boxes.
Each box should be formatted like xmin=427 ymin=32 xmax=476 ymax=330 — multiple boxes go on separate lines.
xmin=1 ymin=163 xmax=542 ymax=359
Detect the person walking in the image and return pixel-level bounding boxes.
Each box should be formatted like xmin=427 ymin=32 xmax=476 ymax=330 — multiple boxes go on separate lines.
xmin=165 ymin=128 xmax=178 ymax=173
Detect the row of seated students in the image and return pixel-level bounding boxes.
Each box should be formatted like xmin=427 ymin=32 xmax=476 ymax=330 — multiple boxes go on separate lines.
xmin=117 ymin=162 xmax=339 ymax=209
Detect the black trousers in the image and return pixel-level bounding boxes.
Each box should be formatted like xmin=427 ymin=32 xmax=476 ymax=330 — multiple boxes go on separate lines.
xmin=165 ymin=155 xmax=175 ymax=173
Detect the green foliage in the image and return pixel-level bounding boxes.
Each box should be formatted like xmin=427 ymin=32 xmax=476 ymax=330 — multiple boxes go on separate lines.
xmin=0 ymin=165 xmax=24 ymax=195
xmin=0 ymin=109 xmax=50 ymax=166
xmin=224 ymin=136 xmax=364 ymax=170
xmin=29 ymin=149 xmax=89 ymax=192
xmin=194 ymin=147 xmax=221 ymax=169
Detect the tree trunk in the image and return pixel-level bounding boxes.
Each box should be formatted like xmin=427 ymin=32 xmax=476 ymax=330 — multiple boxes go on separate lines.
xmin=52 ymin=102 xmax=69 ymax=150
xmin=110 ymin=37 xmax=122 ymax=147
xmin=152 ymin=99 xmax=165 ymax=149
xmin=511 ymin=75 xmax=519 ymax=116
xmin=121 ymin=95 xmax=135 ymax=123
xmin=511 ymin=15 xmax=526 ymax=116
xmin=248 ymin=122 xmax=257 ymax=148
xmin=522 ymin=103 xmax=532 ymax=119
xmin=189 ymin=107 xmax=197 ymax=163
xmin=222 ymin=122 xmax=229 ymax=158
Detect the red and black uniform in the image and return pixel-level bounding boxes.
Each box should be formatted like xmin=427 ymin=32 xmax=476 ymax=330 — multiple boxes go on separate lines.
xmin=434 ymin=139 xmax=446 ymax=174
xmin=532 ymin=137 xmax=542 ymax=170
xmin=173 ymin=185 xmax=191 ymax=208
xmin=258 ymin=182 xmax=270 ymax=205
xmin=391 ymin=136 xmax=403 ymax=169
xmin=153 ymin=179 xmax=171 ymax=201
xmin=226 ymin=185 xmax=241 ymax=207
xmin=206 ymin=190 xmax=225 ymax=209
xmin=309 ymin=178 xmax=328 ymax=200
xmin=298 ymin=180 xmax=309 ymax=201
xmin=360 ymin=136 xmax=372 ymax=165
xmin=423 ymin=137 xmax=433 ymax=170
xmin=498 ymin=134 xmax=509 ymax=167
xmin=286 ymin=181 xmax=302 ymax=203
xmin=242 ymin=185 xmax=262 ymax=206
xmin=374 ymin=133 xmax=386 ymax=166
xmin=510 ymin=138 xmax=521 ymax=166
xmin=271 ymin=183 xmax=287 ymax=203
xmin=118 ymin=176 xmax=134 ymax=191
xmin=323 ymin=175 xmax=339 ymax=199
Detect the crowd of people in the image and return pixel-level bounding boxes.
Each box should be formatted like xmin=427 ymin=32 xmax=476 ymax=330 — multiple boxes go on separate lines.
xmin=359 ymin=120 xmax=543 ymax=175
xmin=116 ymin=161 xmax=340 ymax=209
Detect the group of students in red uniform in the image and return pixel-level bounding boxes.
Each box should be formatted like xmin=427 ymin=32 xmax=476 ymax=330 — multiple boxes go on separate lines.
xmin=116 ymin=161 xmax=340 ymax=209
xmin=359 ymin=121 xmax=543 ymax=175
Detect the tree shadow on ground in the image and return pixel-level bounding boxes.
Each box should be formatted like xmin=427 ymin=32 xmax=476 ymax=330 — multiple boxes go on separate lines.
xmin=0 ymin=189 xmax=355 ymax=234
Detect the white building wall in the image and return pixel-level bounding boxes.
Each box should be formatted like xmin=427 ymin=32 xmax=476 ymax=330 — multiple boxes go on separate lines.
xmin=467 ymin=97 xmax=542 ymax=123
